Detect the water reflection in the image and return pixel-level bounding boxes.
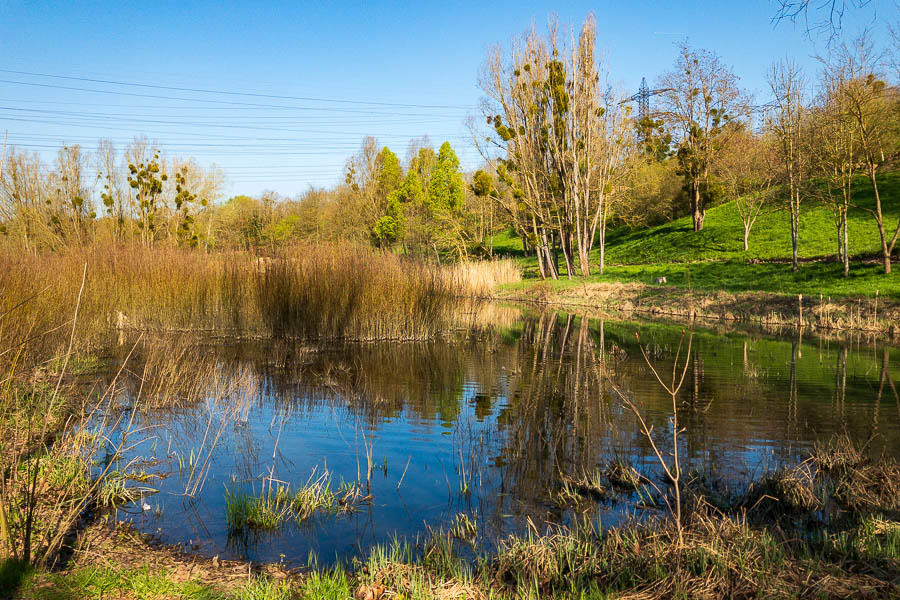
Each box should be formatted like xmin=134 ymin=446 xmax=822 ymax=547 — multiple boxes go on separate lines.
xmin=100 ymin=308 xmax=900 ymax=564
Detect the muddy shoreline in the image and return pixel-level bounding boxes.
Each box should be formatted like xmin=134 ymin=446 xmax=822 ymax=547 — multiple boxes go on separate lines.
xmin=498 ymin=281 xmax=900 ymax=341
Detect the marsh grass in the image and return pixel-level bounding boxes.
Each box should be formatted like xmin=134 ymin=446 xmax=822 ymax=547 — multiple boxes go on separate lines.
xmin=95 ymin=472 xmax=155 ymax=509
xmin=15 ymin=439 xmax=900 ymax=599
xmin=443 ymin=258 xmax=521 ymax=297
xmin=0 ymin=278 xmax=257 ymax=569
xmin=0 ymin=242 xmax=511 ymax=366
xmin=554 ymin=470 xmax=610 ymax=507
xmin=226 ymin=471 xmax=365 ymax=533
xmin=605 ymin=460 xmax=644 ymax=491
xmin=743 ymin=461 xmax=823 ymax=517
xmin=224 ymin=486 xmax=293 ymax=531
xmin=447 ymin=513 xmax=477 ymax=541
xmin=291 ymin=471 xmax=337 ymax=522
xmin=0 ymin=269 xmax=160 ymax=568
xmin=290 ymin=470 xmax=366 ymax=523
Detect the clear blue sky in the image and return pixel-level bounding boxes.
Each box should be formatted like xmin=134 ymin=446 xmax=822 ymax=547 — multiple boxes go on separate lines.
xmin=0 ymin=0 xmax=889 ymax=198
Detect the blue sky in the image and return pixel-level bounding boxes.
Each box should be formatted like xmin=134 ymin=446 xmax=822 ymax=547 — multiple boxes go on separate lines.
xmin=0 ymin=0 xmax=889 ymax=198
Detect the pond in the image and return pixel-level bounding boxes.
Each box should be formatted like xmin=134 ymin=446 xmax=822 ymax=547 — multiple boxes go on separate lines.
xmin=94 ymin=306 xmax=900 ymax=565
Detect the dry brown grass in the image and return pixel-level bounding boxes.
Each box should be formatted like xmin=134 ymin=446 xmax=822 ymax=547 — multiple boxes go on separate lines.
xmin=0 ymin=242 xmax=507 ymax=366
xmin=443 ymin=259 xmax=521 ymax=297
xmin=744 ymin=461 xmax=823 ymax=516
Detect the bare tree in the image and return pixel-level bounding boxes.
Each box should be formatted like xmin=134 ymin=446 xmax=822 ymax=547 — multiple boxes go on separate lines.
xmin=0 ymin=148 xmax=48 ymax=250
xmin=810 ymin=77 xmax=858 ymax=276
xmin=0 ymin=131 xmax=6 ymax=183
xmin=718 ymin=130 xmax=777 ymax=251
xmin=479 ymin=15 xmax=633 ymax=278
xmin=658 ymin=43 xmax=749 ymax=232
xmin=344 ymin=136 xmax=384 ymax=234
xmin=558 ymin=15 xmax=633 ymax=275
xmin=125 ymin=138 xmax=166 ymax=246
xmin=774 ymin=1 xmax=876 ymax=40
xmin=768 ymin=58 xmax=809 ymax=272
xmin=820 ymin=34 xmax=900 ymax=274
xmin=480 ymin=22 xmax=562 ymax=279
xmin=97 ymin=139 xmax=128 ymax=242
xmin=50 ymin=145 xmax=93 ymax=246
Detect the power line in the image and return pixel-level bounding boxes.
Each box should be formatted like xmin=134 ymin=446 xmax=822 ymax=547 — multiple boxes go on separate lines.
xmin=0 ymin=69 xmax=476 ymax=110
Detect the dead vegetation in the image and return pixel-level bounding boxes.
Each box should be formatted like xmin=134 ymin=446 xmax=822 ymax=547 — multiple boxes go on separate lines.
xmin=7 ymin=432 xmax=900 ymax=599
xmin=501 ymin=280 xmax=900 ymax=338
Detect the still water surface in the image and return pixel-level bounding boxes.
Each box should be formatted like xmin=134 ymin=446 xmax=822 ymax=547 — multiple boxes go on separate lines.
xmin=100 ymin=308 xmax=900 ymax=564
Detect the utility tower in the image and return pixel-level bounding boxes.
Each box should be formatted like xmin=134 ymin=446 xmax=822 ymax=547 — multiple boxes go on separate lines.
xmin=624 ymin=77 xmax=670 ymax=120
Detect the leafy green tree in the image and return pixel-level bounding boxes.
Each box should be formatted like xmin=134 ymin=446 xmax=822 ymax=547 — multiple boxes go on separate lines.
xmin=370 ymin=147 xmax=405 ymax=247
xmin=409 ymin=146 xmax=436 ymax=190
xmin=395 ymin=170 xmax=426 ymax=205
xmin=372 ymin=196 xmax=405 ymax=247
xmin=375 ymin=147 xmax=403 ymax=202
xmin=427 ymin=142 xmax=465 ymax=211
xmin=470 ymin=169 xmax=500 ymax=256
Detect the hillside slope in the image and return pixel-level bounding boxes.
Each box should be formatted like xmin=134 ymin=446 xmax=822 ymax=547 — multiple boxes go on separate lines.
xmin=493 ymin=171 xmax=900 ymax=298
xmin=605 ymin=171 xmax=900 ymax=265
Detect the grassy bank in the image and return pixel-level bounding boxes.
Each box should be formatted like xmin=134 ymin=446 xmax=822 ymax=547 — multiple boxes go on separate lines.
xmin=4 ymin=434 xmax=898 ymax=599
xmin=494 ymin=171 xmax=900 ymax=300
xmin=498 ymin=279 xmax=900 ymax=338
xmin=502 ymin=260 xmax=900 ymax=299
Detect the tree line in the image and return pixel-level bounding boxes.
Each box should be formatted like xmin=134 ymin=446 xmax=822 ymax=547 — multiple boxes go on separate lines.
xmin=2 ymin=14 xmax=900 ymax=277
xmin=0 ymin=134 xmax=496 ymax=259
xmin=477 ymin=15 xmax=900 ymax=278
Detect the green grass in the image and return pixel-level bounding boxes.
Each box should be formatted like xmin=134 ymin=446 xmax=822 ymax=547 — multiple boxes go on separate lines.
xmin=7 ymin=564 xmax=293 ymax=600
xmin=504 ymin=260 xmax=900 ymax=298
xmin=224 ymin=487 xmax=292 ymax=531
xmin=495 ymin=171 xmax=900 ymax=299
xmin=225 ymin=475 xmax=362 ymax=533
xmin=290 ymin=472 xmax=338 ymax=522
xmin=604 ymin=171 xmax=900 ymax=265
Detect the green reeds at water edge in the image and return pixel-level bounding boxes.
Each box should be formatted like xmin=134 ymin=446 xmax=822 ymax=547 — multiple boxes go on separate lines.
xmin=224 ymin=471 xmax=366 ymax=532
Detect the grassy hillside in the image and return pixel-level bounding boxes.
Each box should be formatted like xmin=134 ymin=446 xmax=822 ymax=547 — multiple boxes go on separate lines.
xmin=494 ymin=171 xmax=900 ymax=298
xmin=605 ymin=172 xmax=900 ymax=264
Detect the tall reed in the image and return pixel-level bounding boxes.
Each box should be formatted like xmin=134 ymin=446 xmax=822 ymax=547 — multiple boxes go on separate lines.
xmin=0 ymin=242 xmax=498 ymax=360
xmin=255 ymin=244 xmax=454 ymax=340
xmin=443 ymin=258 xmax=521 ymax=297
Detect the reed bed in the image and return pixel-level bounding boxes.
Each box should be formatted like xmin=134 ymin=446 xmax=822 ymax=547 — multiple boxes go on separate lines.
xmin=443 ymin=258 xmax=521 ymax=298
xmin=256 ymin=244 xmax=454 ymax=340
xmin=0 ymin=242 xmax=514 ymax=364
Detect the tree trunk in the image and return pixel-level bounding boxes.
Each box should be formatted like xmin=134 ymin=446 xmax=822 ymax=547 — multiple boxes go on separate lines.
xmin=531 ymin=219 xmax=546 ymax=280
xmin=841 ymin=204 xmax=849 ymax=278
xmin=598 ymin=219 xmax=606 ymax=275
xmin=743 ymin=225 xmax=750 ymax=252
xmin=868 ymin=165 xmax=891 ymax=274
xmin=560 ymin=229 xmax=575 ymax=279
xmin=691 ymin=178 xmax=704 ymax=232
xmin=578 ymin=245 xmax=591 ymax=278
xmin=539 ymin=227 xmax=558 ymax=280
xmin=790 ymin=192 xmax=799 ymax=273
xmin=551 ymin=233 xmax=561 ymax=277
